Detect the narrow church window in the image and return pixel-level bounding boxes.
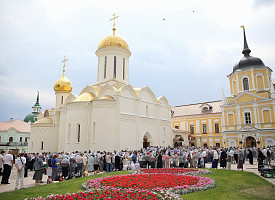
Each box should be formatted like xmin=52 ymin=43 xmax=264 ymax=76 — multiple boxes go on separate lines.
xmin=104 ymin=56 xmax=107 ymax=79
xmin=202 ymin=124 xmax=207 ymax=133
xmin=20 ymin=137 xmax=22 ymax=142
xmin=92 ymin=122 xmax=96 ymax=142
xmin=244 ymin=112 xmax=251 ymax=124
xmin=214 ymin=123 xmax=219 ymax=133
xmin=77 ymin=124 xmax=80 ymax=142
xmin=114 ymin=56 xmax=117 ymax=78
xmin=61 ymin=96 xmax=63 ymax=104
xmin=190 ymin=125 xmax=194 ymax=134
xmin=41 ymin=141 xmax=44 ymax=150
xmin=25 ymin=137 xmax=27 ymax=142
xmin=123 ymin=58 xmax=125 ymax=80
xmin=243 ymin=78 xmax=249 ymax=91
xmin=146 ymin=105 xmax=149 ymax=116
xmin=68 ymin=124 xmax=71 ymax=143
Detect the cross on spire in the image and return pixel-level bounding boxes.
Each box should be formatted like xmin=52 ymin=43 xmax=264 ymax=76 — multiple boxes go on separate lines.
xmin=62 ymin=56 xmax=68 ymax=75
xmin=110 ymin=13 xmax=119 ymax=35
xmin=240 ymin=25 xmax=251 ymax=57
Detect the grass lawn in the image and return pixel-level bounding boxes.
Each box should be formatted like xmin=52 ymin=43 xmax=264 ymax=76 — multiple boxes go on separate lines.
xmin=0 ymin=169 xmax=274 ymax=200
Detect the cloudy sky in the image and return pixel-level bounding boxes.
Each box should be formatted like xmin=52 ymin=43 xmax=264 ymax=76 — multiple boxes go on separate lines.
xmin=0 ymin=0 xmax=275 ymax=121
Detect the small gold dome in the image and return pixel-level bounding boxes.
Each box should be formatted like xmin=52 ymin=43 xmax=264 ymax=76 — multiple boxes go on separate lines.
xmin=53 ymin=74 xmax=72 ymax=93
xmin=97 ymin=35 xmax=130 ymax=51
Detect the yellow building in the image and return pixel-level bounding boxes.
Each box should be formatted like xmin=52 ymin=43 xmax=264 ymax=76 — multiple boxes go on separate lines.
xmin=172 ymin=27 xmax=275 ymax=148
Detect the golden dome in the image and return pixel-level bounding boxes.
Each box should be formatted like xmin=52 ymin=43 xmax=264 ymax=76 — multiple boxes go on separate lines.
xmin=53 ymin=74 xmax=72 ymax=93
xmin=97 ymin=35 xmax=130 ymax=51
xmin=74 ymin=92 xmax=95 ymax=102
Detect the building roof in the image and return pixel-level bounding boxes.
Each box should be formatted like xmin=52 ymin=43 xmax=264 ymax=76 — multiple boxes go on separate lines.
xmin=232 ymin=27 xmax=265 ymax=73
xmin=0 ymin=119 xmax=30 ymax=133
xmin=172 ymin=100 xmax=222 ymax=117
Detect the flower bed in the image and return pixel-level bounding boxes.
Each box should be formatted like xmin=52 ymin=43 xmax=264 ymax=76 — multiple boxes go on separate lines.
xmin=86 ymin=173 xmax=215 ymax=198
xmin=28 ymin=190 xmax=163 ymax=200
xmin=100 ymin=174 xmax=199 ymax=189
xmin=140 ymin=168 xmax=212 ymax=175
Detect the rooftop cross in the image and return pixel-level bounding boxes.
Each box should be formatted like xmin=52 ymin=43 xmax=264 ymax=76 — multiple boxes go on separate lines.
xmin=240 ymin=25 xmax=251 ymax=57
xmin=110 ymin=13 xmax=119 ymax=35
xmin=62 ymin=56 xmax=68 ymax=75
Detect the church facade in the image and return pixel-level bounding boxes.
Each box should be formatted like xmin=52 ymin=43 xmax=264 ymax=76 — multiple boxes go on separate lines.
xmin=28 ymin=22 xmax=174 ymax=153
xmin=172 ymin=27 xmax=275 ymax=148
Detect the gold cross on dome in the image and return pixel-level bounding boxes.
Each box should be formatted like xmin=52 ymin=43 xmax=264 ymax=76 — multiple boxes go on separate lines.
xmin=62 ymin=56 xmax=68 ymax=74
xmin=110 ymin=13 xmax=119 ymax=35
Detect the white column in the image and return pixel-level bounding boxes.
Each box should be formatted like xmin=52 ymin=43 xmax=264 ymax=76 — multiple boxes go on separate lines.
xmin=208 ymin=119 xmax=212 ymax=133
xmin=236 ymin=72 xmax=240 ymax=93
xmin=251 ymin=69 xmax=255 ymax=89
xmin=196 ymin=120 xmax=200 ymax=133
xmin=253 ymin=103 xmax=258 ymax=128
xmin=236 ymin=105 xmax=241 ymax=129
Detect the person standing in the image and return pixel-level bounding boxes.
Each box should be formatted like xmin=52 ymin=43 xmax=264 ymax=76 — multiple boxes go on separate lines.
xmin=157 ymin=152 xmax=163 ymax=168
xmin=51 ymin=155 xmax=58 ymax=181
xmin=33 ymin=154 xmax=44 ymax=185
xmin=0 ymin=151 xmax=4 ymax=176
xmin=1 ymin=150 xmax=13 ymax=184
xmin=247 ymin=149 xmax=253 ymax=165
xmin=212 ymin=149 xmax=219 ymax=169
xmin=15 ymin=153 xmax=26 ymax=190
xmin=76 ymin=153 xmax=84 ymax=177
xmin=220 ymin=148 xmax=227 ymax=169
xmin=105 ymin=152 xmax=112 ymax=173
xmin=47 ymin=155 xmax=53 ymax=183
xmin=237 ymin=149 xmax=244 ymax=171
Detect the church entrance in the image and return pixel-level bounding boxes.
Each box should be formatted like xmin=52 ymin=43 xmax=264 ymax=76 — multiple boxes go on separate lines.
xmin=245 ymin=136 xmax=256 ymax=148
xmin=143 ymin=136 xmax=150 ymax=148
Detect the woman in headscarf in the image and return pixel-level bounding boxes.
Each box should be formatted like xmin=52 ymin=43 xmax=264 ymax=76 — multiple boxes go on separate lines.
xmin=247 ymin=149 xmax=253 ymax=165
xmin=33 ymin=154 xmax=44 ymax=185
xmin=86 ymin=154 xmax=94 ymax=173
xmin=157 ymin=152 xmax=163 ymax=168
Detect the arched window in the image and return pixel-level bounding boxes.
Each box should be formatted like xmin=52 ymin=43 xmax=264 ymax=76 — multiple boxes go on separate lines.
xmin=243 ymin=78 xmax=249 ymax=91
xmin=104 ymin=56 xmax=107 ymax=79
xmin=25 ymin=137 xmax=28 ymax=142
xmin=77 ymin=124 xmax=80 ymax=142
xmin=0 ymin=136 xmax=1 ymax=142
xmin=20 ymin=137 xmax=22 ymax=142
xmin=232 ymin=80 xmax=237 ymax=94
xmin=9 ymin=137 xmax=13 ymax=142
xmin=113 ymin=56 xmax=117 ymax=78
xmin=123 ymin=58 xmax=125 ymax=80
xmin=257 ymin=75 xmax=264 ymax=90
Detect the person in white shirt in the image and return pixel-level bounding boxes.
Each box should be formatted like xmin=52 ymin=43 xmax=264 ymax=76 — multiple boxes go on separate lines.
xmin=1 ymin=150 xmax=13 ymax=184
xmin=15 ymin=153 xmax=26 ymax=190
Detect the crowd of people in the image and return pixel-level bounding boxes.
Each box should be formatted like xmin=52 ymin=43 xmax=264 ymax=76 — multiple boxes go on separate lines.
xmin=0 ymin=146 xmax=274 ymax=190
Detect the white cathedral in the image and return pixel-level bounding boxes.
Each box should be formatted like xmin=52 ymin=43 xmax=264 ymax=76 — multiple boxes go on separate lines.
xmin=28 ymin=18 xmax=177 ymax=153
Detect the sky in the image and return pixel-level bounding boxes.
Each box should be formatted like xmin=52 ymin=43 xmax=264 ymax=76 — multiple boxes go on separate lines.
xmin=0 ymin=0 xmax=275 ymax=121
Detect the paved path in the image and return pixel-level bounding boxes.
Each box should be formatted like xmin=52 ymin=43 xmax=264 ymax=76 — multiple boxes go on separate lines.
xmin=0 ymin=160 xmax=274 ymax=194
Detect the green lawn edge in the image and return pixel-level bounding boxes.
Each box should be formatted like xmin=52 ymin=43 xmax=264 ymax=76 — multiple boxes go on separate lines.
xmin=0 ymin=169 xmax=274 ymax=200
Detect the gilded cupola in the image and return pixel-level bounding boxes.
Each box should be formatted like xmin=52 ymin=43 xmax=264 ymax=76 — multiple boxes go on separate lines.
xmin=97 ymin=13 xmax=130 ymax=52
xmin=53 ymin=56 xmax=72 ymax=93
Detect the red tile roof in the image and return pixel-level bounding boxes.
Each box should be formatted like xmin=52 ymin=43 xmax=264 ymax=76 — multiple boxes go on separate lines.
xmin=0 ymin=120 xmax=30 ymax=133
xmin=172 ymin=100 xmax=222 ymax=117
